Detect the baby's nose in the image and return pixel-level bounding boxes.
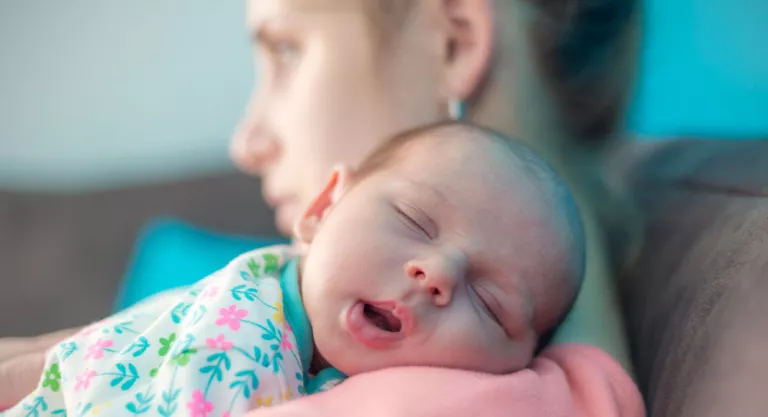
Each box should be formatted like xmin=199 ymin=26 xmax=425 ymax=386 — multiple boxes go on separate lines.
xmin=405 ymin=252 xmax=467 ymax=307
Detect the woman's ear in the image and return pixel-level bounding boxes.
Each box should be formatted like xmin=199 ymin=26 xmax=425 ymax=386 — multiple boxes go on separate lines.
xmin=436 ymin=0 xmax=495 ymax=103
xmin=293 ymin=166 xmax=354 ymax=247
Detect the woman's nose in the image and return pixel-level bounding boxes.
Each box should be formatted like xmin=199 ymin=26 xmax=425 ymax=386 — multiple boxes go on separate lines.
xmin=229 ymin=114 xmax=280 ymax=175
xmin=405 ymin=251 xmax=468 ymax=307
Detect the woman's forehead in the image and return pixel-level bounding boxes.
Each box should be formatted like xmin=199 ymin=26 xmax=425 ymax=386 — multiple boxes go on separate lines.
xmin=247 ymin=0 xmax=368 ymax=33
xmin=248 ymin=0 xmax=363 ymax=16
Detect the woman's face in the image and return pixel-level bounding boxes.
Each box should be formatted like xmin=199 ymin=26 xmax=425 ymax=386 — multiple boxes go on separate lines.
xmin=232 ymin=0 xmax=449 ymax=234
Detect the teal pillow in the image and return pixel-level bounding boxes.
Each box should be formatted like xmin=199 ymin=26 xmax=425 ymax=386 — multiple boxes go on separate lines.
xmin=114 ymin=217 xmax=286 ymax=311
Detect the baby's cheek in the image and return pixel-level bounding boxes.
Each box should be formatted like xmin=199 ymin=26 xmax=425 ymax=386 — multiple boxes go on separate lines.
xmin=429 ymin=323 xmax=529 ymax=373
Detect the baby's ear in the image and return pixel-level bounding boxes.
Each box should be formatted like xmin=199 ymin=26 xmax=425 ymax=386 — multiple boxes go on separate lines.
xmin=293 ymin=166 xmax=354 ymax=247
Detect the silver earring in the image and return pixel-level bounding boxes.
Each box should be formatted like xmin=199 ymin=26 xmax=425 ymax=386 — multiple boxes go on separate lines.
xmin=449 ymin=99 xmax=465 ymax=121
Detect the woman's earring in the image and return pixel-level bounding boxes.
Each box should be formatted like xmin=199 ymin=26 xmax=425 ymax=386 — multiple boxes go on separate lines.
xmin=449 ymin=99 xmax=465 ymax=121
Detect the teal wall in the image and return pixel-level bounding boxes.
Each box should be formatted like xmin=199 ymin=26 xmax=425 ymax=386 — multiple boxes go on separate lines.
xmin=0 ymin=1 xmax=252 ymax=191
xmin=629 ymin=0 xmax=768 ymax=137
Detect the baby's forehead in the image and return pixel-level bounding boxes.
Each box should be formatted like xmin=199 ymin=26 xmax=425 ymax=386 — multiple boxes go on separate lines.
xmin=406 ymin=128 xmax=497 ymax=155
xmin=387 ymin=139 xmax=543 ymax=216
xmin=356 ymin=123 xmax=553 ymax=212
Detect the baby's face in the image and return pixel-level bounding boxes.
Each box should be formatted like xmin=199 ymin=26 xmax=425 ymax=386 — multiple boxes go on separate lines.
xmin=300 ymin=135 xmax=555 ymax=376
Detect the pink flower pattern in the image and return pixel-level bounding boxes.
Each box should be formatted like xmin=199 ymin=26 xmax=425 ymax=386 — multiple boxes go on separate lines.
xmin=201 ymin=286 xmax=219 ymax=299
xmin=74 ymin=369 xmax=97 ymax=391
xmin=84 ymin=338 xmax=113 ymax=360
xmin=187 ymin=389 xmax=214 ymax=417
xmin=77 ymin=322 xmax=104 ymax=338
xmin=216 ymin=305 xmax=248 ymax=331
xmin=280 ymin=335 xmax=293 ymax=352
xmin=206 ymin=334 xmax=233 ymax=351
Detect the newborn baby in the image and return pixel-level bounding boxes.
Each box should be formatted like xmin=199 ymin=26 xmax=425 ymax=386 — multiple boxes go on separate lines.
xmin=2 ymin=122 xmax=585 ymax=416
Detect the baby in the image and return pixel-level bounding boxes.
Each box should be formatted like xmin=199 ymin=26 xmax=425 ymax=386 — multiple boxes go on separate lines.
xmin=2 ymin=122 xmax=585 ymax=416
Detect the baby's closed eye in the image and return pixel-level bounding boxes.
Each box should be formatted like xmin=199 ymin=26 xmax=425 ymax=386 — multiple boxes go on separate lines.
xmin=394 ymin=203 xmax=434 ymax=240
xmin=473 ymin=285 xmax=503 ymax=326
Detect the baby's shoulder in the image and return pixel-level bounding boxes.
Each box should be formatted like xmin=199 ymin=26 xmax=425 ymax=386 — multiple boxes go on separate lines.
xmin=47 ymin=245 xmax=297 ymax=373
xmin=220 ymin=244 xmax=295 ymax=277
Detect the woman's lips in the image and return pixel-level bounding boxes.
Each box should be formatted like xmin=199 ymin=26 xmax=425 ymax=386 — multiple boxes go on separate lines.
xmin=345 ymin=301 xmax=413 ymax=350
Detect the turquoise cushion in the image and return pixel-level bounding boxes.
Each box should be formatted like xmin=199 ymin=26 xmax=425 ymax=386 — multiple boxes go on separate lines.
xmin=114 ymin=217 xmax=286 ymax=311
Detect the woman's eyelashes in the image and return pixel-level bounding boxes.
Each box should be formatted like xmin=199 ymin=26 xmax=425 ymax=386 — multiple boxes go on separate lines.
xmin=257 ymin=30 xmax=301 ymax=76
xmin=272 ymin=41 xmax=300 ymax=67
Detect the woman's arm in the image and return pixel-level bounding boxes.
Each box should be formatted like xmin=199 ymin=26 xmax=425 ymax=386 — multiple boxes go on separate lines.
xmin=248 ymin=345 xmax=644 ymax=417
xmin=0 ymin=328 xmax=80 ymax=409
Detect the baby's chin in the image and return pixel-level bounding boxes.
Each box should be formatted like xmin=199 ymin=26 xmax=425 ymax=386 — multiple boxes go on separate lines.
xmin=313 ymin=336 xmax=401 ymax=376
xmin=312 ymin=306 xmax=535 ymax=376
xmin=321 ymin=352 xmax=404 ymax=377
xmin=320 ymin=344 xmax=531 ymax=377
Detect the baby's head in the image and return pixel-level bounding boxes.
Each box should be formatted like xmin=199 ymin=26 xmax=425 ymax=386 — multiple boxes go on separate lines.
xmin=294 ymin=122 xmax=585 ymax=376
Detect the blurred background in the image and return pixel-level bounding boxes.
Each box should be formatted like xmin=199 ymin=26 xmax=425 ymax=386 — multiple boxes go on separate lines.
xmin=1 ymin=0 xmax=766 ymax=336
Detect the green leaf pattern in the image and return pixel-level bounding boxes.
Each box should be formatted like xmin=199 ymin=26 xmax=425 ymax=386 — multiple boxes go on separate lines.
xmin=158 ymin=333 xmax=176 ymax=356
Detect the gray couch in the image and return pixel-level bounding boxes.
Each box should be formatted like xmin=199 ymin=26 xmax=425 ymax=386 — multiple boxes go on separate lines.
xmin=618 ymin=138 xmax=768 ymax=417
xmin=0 ymin=174 xmax=279 ymax=337
xmin=1 ymin=138 xmax=766 ymax=416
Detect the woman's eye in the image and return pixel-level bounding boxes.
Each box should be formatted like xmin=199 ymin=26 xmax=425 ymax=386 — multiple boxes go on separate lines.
xmin=273 ymin=42 xmax=299 ymax=65
xmin=396 ymin=206 xmax=432 ymax=239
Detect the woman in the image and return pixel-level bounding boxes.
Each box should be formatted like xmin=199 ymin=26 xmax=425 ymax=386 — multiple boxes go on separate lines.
xmin=0 ymin=0 xmax=641 ymax=413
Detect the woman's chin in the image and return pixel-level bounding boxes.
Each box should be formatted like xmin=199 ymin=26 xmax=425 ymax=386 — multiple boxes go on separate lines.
xmin=275 ymin=204 xmax=299 ymax=235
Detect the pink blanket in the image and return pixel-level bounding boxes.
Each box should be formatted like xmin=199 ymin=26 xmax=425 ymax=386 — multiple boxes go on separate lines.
xmin=249 ymin=344 xmax=644 ymax=417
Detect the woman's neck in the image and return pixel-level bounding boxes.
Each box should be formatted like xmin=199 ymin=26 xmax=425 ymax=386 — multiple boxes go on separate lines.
xmin=480 ymin=100 xmax=607 ymax=201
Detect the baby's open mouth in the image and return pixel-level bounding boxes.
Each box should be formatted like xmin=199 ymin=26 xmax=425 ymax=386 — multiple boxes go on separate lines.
xmin=363 ymin=303 xmax=402 ymax=333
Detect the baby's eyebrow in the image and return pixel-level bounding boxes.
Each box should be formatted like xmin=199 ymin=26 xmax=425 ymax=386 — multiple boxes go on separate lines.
xmin=401 ymin=179 xmax=448 ymax=207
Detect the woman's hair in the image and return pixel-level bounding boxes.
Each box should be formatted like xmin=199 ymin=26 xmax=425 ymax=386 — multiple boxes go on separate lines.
xmin=362 ymin=0 xmax=640 ymax=146
xmin=525 ymin=0 xmax=640 ymax=145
